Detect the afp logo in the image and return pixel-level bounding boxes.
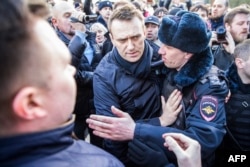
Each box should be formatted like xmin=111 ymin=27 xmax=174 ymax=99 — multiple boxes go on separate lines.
xmin=226 ymin=153 xmax=249 ymax=167
xmin=215 ymin=151 xmax=250 ymax=167
xmin=228 ymin=155 xmax=246 ymax=163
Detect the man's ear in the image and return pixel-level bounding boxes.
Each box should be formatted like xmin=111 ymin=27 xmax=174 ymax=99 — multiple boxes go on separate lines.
xmin=225 ymin=22 xmax=231 ymax=32
xmin=51 ymin=17 xmax=57 ymax=27
xmin=235 ymin=57 xmax=244 ymax=69
xmin=12 ymin=87 xmax=47 ymax=120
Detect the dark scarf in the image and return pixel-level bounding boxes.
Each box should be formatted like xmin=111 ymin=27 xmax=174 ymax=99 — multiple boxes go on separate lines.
xmin=113 ymin=41 xmax=152 ymax=79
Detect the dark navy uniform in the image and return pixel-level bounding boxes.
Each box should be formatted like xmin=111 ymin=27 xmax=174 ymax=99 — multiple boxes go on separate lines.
xmin=132 ymin=48 xmax=229 ymax=167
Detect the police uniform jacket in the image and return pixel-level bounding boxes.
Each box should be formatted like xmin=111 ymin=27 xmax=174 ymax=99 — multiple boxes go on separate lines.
xmin=93 ymin=41 xmax=164 ymax=165
xmin=132 ymin=48 xmax=229 ymax=167
xmin=0 ymin=117 xmax=124 ymax=167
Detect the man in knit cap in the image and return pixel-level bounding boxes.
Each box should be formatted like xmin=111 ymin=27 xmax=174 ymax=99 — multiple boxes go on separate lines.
xmin=97 ymin=0 xmax=113 ymax=29
xmin=87 ymin=11 xmax=229 ymax=167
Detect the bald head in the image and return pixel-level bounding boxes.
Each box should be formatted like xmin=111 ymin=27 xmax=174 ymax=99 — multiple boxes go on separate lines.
xmin=51 ymin=1 xmax=75 ymax=38
xmin=52 ymin=1 xmax=74 ymax=18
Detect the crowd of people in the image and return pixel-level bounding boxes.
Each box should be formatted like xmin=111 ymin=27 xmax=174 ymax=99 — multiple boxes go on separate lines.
xmin=0 ymin=0 xmax=249 ymax=166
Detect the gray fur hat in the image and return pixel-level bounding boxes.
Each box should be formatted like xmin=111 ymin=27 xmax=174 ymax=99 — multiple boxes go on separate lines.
xmin=158 ymin=11 xmax=211 ymax=53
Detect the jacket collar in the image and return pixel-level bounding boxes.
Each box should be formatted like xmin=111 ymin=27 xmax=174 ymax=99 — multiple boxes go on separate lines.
xmin=174 ymin=47 xmax=214 ymax=87
xmin=0 ymin=116 xmax=75 ymax=165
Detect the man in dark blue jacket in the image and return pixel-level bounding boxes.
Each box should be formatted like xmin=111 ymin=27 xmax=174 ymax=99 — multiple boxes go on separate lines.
xmin=92 ymin=4 xmax=172 ymax=167
xmin=0 ymin=1 xmax=124 ymax=167
xmin=88 ymin=11 xmax=229 ymax=167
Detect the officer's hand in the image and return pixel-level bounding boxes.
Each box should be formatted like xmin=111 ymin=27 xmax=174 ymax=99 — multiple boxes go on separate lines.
xmin=128 ymin=139 xmax=172 ymax=167
xmin=160 ymin=89 xmax=182 ymax=126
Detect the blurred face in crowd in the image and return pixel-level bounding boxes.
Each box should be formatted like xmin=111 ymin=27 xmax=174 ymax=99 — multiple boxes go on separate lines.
xmin=158 ymin=44 xmax=192 ymax=71
xmin=172 ymin=0 xmax=181 ymax=5
xmin=52 ymin=2 xmax=75 ymax=38
xmin=95 ymin=29 xmax=106 ymax=44
xmin=226 ymin=13 xmax=250 ymax=43
xmin=99 ymin=7 xmax=112 ymax=21
xmin=145 ymin=23 xmax=159 ymax=42
xmin=110 ymin=16 xmax=146 ymax=63
xmin=92 ymin=28 xmax=106 ymax=44
xmin=195 ymin=9 xmax=208 ymax=22
xmin=211 ymin=0 xmax=227 ymax=19
xmin=138 ymin=0 xmax=147 ymax=10
xmin=31 ymin=19 xmax=76 ymax=128
xmin=156 ymin=11 xmax=165 ymax=22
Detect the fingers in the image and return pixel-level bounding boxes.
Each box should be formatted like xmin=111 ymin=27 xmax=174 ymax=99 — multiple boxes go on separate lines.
xmin=111 ymin=106 xmax=129 ymax=118
xmin=163 ymin=136 xmax=184 ymax=155
xmin=87 ymin=114 xmax=114 ymax=124
xmin=225 ymin=90 xmax=231 ymax=103
xmin=161 ymin=96 xmax=166 ymax=109
xmin=162 ymin=133 xmax=199 ymax=149
xmin=86 ymin=114 xmax=116 ymax=135
xmin=92 ymin=130 xmax=113 ymax=139
xmin=174 ymin=103 xmax=182 ymax=115
xmin=167 ymin=89 xmax=182 ymax=111
xmin=163 ymin=133 xmax=189 ymax=144
xmin=172 ymin=93 xmax=182 ymax=111
xmin=87 ymin=117 xmax=114 ymax=136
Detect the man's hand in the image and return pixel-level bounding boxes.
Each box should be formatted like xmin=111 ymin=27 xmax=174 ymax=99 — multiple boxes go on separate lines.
xmin=160 ymin=89 xmax=182 ymax=126
xmin=223 ymin=31 xmax=235 ymax=54
xmin=163 ymin=133 xmax=202 ymax=167
xmin=86 ymin=106 xmax=135 ymax=141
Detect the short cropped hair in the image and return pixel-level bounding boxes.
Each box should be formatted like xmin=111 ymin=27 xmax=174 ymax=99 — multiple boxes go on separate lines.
xmin=108 ymin=4 xmax=144 ymax=34
xmin=0 ymin=0 xmax=47 ymax=115
xmin=113 ymin=0 xmax=132 ymax=10
xmin=234 ymin=39 xmax=250 ymax=61
xmin=0 ymin=0 xmax=32 ymax=105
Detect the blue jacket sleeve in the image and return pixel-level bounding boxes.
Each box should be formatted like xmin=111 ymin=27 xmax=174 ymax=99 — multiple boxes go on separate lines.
xmin=93 ymin=68 xmax=120 ymax=117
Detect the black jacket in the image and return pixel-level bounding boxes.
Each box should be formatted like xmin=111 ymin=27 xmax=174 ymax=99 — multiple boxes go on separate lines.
xmin=223 ymin=63 xmax=250 ymax=151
